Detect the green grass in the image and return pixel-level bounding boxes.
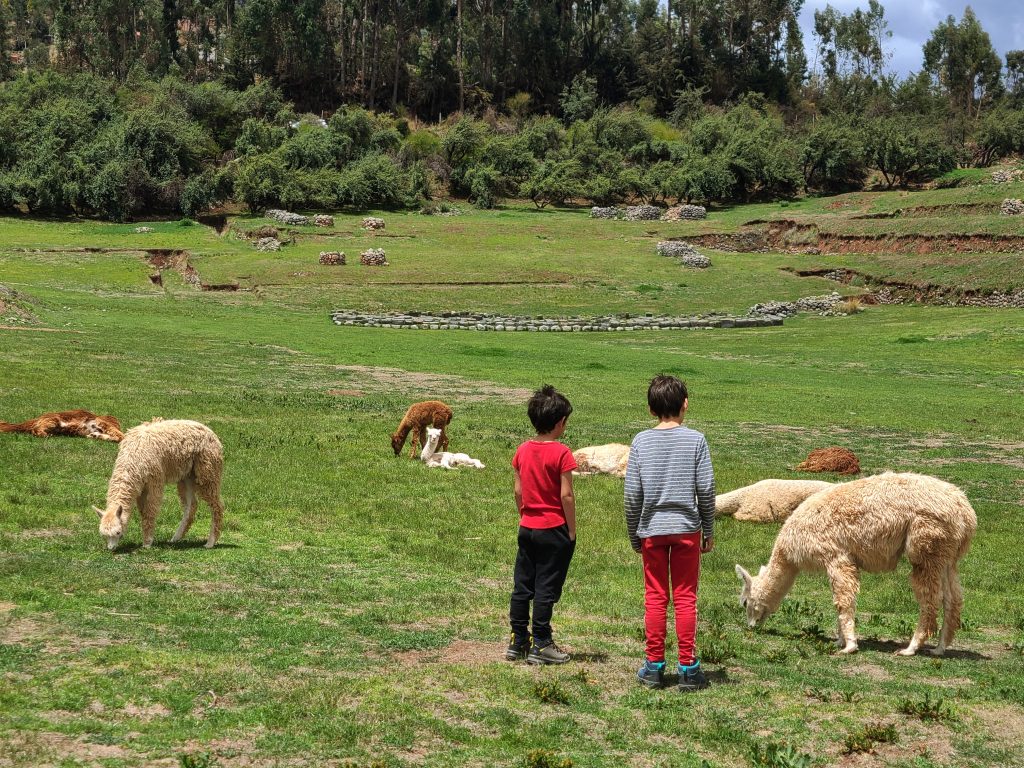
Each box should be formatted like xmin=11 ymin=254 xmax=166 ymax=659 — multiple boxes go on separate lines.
xmin=1 ymin=197 xmax=1023 ymax=767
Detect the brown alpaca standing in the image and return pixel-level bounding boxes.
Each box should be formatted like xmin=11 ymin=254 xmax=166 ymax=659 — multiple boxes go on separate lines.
xmin=391 ymin=400 xmax=452 ymax=457
xmin=0 ymin=410 xmax=124 ymax=442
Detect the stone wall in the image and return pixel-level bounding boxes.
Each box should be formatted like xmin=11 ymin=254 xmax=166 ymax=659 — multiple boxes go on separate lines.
xmin=332 ymin=310 xmax=782 ymax=331
xmin=360 ymin=248 xmax=388 ymax=266
xmin=656 ymin=241 xmax=710 ymax=268
xmin=623 ymin=205 xmax=661 ymax=221
xmin=1000 ymin=198 xmax=1024 ymax=216
xmin=362 ymin=216 xmax=385 ymax=230
xmin=313 ymin=214 xmax=334 ymax=227
xmin=662 ymin=205 xmax=707 ymax=221
xmin=266 ymin=209 xmax=309 ymax=226
xmin=590 ymin=206 xmax=620 ymax=219
xmin=319 ymin=251 xmax=346 ymax=265
xmin=992 ymin=169 xmax=1023 ymax=184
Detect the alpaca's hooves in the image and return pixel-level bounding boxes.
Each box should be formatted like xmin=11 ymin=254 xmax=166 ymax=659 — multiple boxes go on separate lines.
xmin=929 ymin=646 xmax=946 ymax=657
xmin=895 ymin=647 xmax=917 ymax=656
xmin=837 ymin=645 xmax=858 ymax=655
xmin=170 ymin=535 xmax=182 ymax=543
xmin=204 ymin=540 xmax=217 ymax=549
xmin=142 ymin=542 xmax=153 ymax=549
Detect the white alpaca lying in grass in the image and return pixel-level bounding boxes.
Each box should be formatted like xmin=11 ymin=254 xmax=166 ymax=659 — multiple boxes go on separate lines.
xmin=715 ymin=479 xmax=833 ymax=522
xmin=420 ymin=426 xmax=485 ymax=469
xmin=736 ymin=472 xmax=976 ymax=656
xmin=95 ymin=419 xmax=225 ymax=550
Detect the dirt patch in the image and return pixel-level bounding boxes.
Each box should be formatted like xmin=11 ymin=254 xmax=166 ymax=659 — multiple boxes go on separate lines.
xmin=145 ymin=250 xmax=200 ymax=287
xmin=17 ymin=527 xmax=74 ymax=539
xmin=330 ymin=365 xmax=533 ymax=404
xmin=0 ymin=730 xmax=131 ymax=764
xmin=1 ymin=617 xmax=44 ymax=644
xmin=399 ymin=639 xmax=497 ymax=667
xmin=123 ymin=702 xmax=171 ymax=720
xmin=0 ymin=602 xmax=15 ymax=613
xmin=0 ymin=285 xmax=39 ymax=325
xmin=327 ymin=388 xmax=365 ymax=397
xmin=973 ymin=704 xmax=1024 ymax=750
xmin=832 ymin=720 xmax=957 ymax=766
xmin=842 ymin=662 xmax=891 ymax=682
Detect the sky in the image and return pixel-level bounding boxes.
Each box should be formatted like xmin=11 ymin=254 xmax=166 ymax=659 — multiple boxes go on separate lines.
xmin=796 ymin=0 xmax=1024 ymax=77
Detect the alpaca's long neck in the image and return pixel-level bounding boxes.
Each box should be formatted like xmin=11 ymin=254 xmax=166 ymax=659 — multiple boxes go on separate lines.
xmin=760 ymin=553 xmax=800 ymax=612
xmin=421 ymin=434 xmax=440 ymax=461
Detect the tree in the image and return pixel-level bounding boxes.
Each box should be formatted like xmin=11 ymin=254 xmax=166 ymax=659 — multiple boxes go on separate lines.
xmin=923 ymin=8 xmax=1002 ymax=121
xmin=863 ymin=116 xmax=955 ymax=188
xmin=801 ymin=118 xmax=867 ymax=191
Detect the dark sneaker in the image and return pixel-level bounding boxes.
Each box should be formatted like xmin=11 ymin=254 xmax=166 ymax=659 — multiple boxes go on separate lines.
xmin=505 ymin=634 xmax=531 ymax=661
xmin=526 ymin=641 xmax=571 ymax=665
xmin=637 ymin=660 xmax=665 ymax=689
xmin=677 ymin=660 xmax=708 ymax=691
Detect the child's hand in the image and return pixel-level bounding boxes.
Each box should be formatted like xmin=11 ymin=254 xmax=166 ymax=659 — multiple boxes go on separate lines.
xmin=568 ymin=527 xmax=576 ymax=542
xmin=700 ymin=536 xmax=714 ymax=554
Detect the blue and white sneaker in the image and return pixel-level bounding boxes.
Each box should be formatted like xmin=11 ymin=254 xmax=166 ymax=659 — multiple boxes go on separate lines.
xmin=677 ymin=660 xmax=708 ymax=691
xmin=637 ymin=660 xmax=665 ymax=689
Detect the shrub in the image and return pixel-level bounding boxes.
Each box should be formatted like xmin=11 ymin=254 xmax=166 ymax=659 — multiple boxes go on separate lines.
xmin=180 ymin=172 xmax=218 ymax=217
xmin=235 ymin=154 xmax=286 ymax=212
xmin=532 ymin=681 xmax=570 ymax=705
xmin=467 ymin=165 xmax=503 ymax=208
xmin=521 ymin=160 xmax=584 ymax=208
xmin=898 ymin=693 xmax=956 ymax=722
xmin=235 ymin=118 xmax=286 ymax=157
xmin=749 ymin=742 xmax=814 ymax=768
xmin=801 ymin=119 xmax=867 ymax=191
xmin=842 ymin=722 xmax=898 ymax=754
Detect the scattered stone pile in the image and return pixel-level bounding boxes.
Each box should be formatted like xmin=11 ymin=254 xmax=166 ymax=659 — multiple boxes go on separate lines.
xmin=1000 ymin=198 xmax=1024 ymax=216
xmin=992 ymin=169 xmax=1023 ymax=184
xmin=662 ymin=204 xmax=707 ymax=221
xmin=748 ymin=292 xmax=844 ymax=317
xmin=244 ymin=225 xmax=279 ymax=240
xmin=623 ymin=205 xmax=662 ymax=221
xmin=656 ymin=241 xmax=711 ymax=268
xmin=133 ymin=226 xmax=153 ymax=234
xmin=319 ymin=251 xmax=346 ymax=265
xmin=362 ymin=216 xmax=385 ymax=230
xmin=331 ymin=310 xmax=781 ymax=331
xmin=590 ymin=206 xmax=620 ymax=219
xmin=313 ymin=214 xmax=334 ymax=227
xmin=256 ymin=237 xmax=282 ymax=252
xmin=360 ymin=248 xmax=388 ymax=266
xmin=266 ymin=209 xmax=309 ymax=226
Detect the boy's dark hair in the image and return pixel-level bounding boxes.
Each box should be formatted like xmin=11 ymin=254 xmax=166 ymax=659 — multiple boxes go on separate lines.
xmin=648 ymin=375 xmax=688 ymax=418
xmin=527 ymin=385 xmax=573 ymax=433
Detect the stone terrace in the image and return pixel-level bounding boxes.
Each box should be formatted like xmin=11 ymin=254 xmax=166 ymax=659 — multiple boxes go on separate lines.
xmin=331 ymin=310 xmax=783 ymax=331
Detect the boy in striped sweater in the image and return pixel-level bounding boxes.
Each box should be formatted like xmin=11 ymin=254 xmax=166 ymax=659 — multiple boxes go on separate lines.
xmin=625 ymin=375 xmax=715 ymax=691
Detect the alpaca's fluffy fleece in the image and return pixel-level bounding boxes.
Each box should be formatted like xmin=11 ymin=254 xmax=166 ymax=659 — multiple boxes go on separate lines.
xmin=796 ymin=446 xmax=860 ymax=475
xmin=420 ymin=426 xmax=484 ymax=469
xmin=1 ymin=409 xmax=124 ymax=441
xmin=392 ymin=400 xmax=452 ymax=458
xmin=715 ymin=479 xmax=833 ymax=522
xmin=95 ymin=419 xmax=224 ymax=550
xmin=572 ymin=444 xmax=630 ymax=478
xmin=736 ymin=472 xmax=976 ymax=656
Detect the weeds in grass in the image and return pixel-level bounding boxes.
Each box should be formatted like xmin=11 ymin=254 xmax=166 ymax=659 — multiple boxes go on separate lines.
xmin=805 ymin=686 xmax=831 ymax=702
xmin=533 ymin=681 xmax=571 ymax=705
xmin=899 ymin=693 xmax=957 ymax=723
xmin=524 ymin=749 xmax=573 ymax=768
xmin=749 ymin=741 xmax=814 ymax=768
xmin=838 ymin=298 xmax=864 ymax=314
xmin=700 ymin=625 xmax=737 ymax=664
xmin=842 ymin=722 xmax=898 ymax=754
xmin=179 ymin=753 xmax=216 ymax=768
xmin=1011 ymin=637 xmax=1024 ymax=656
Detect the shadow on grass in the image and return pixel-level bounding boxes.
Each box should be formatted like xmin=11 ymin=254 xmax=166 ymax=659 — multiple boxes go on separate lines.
xmin=114 ymin=540 xmax=241 ymax=554
xmin=572 ymin=650 xmax=610 ymax=663
xmin=761 ymin=627 xmax=990 ymax=660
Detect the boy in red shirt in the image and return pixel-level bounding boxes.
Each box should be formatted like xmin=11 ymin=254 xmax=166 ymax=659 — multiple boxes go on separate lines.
xmin=507 ymin=385 xmax=577 ymax=665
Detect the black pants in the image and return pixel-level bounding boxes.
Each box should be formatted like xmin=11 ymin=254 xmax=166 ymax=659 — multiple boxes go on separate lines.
xmin=510 ymin=524 xmax=576 ymax=644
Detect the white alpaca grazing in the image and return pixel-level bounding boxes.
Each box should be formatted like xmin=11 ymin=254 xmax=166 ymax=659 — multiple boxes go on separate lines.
xmin=94 ymin=419 xmax=225 ymax=550
xmin=420 ymin=426 xmax=485 ymax=469
xmin=715 ymin=479 xmax=833 ymax=522
xmin=736 ymin=473 xmax=976 ymax=656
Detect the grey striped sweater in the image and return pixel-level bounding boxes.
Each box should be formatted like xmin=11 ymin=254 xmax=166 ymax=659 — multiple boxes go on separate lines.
xmin=624 ymin=426 xmax=715 ymax=551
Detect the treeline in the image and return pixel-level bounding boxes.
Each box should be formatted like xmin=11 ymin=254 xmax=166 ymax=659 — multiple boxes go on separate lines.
xmin=1 ymin=2 xmax=1024 ymax=220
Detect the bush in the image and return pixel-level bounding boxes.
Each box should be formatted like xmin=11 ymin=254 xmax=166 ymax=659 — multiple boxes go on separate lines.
xmin=235 ymin=118 xmax=286 ymax=157
xmin=235 ymin=154 xmax=286 ymax=212
xmin=467 ymin=165 xmax=503 ymax=208
xmin=801 ymin=119 xmax=867 ymax=191
xmin=863 ymin=116 xmax=956 ymax=188
xmin=180 ymin=172 xmax=218 ymax=217
xmin=521 ymin=160 xmax=584 ymax=208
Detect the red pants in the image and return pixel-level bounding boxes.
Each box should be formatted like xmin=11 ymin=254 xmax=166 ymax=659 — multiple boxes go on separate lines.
xmin=641 ymin=532 xmax=701 ymax=665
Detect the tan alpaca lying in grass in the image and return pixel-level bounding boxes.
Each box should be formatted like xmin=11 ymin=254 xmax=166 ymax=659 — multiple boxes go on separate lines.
xmin=715 ymin=479 xmax=833 ymax=522
xmin=95 ymin=419 xmax=225 ymax=550
xmin=736 ymin=472 xmax=976 ymax=656
xmin=420 ymin=426 xmax=484 ymax=469
xmin=572 ymin=443 xmax=630 ymax=478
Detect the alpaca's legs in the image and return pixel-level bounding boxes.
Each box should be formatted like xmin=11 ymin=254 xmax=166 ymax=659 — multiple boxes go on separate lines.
xmin=196 ymin=483 xmax=224 ymax=548
xmin=899 ymin=564 xmax=942 ymax=656
xmin=172 ymin=478 xmax=197 ymax=543
xmin=933 ymin=563 xmax=963 ymax=656
xmin=140 ymin=486 xmax=163 ymax=548
xmin=826 ymin=558 xmax=860 ymax=654
xmin=410 ymin=426 xmax=426 ymax=458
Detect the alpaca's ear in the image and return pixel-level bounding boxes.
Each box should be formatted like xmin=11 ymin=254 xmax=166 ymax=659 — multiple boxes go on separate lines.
xmin=758 ymin=565 xmax=767 ymax=577
xmin=116 ymin=504 xmax=126 ymax=520
xmin=93 ymin=505 xmax=105 ymax=518
xmin=735 ymin=565 xmax=752 ymax=586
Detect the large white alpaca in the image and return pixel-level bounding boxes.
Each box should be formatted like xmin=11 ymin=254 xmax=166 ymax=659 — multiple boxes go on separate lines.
xmin=94 ymin=419 xmax=225 ymax=550
xmin=420 ymin=426 xmax=485 ymax=469
xmin=715 ymin=479 xmax=833 ymax=522
xmin=736 ymin=472 xmax=976 ymax=656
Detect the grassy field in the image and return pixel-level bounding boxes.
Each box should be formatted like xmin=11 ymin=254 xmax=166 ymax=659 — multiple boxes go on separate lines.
xmin=1 ymin=193 xmax=1023 ymax=768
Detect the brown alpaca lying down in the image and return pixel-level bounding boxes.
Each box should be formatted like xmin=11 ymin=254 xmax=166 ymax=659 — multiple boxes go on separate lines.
xmin=797 ymin=446 xmax=860 ymax=475
xmin=391 ymin=400 xmax=453 ymax=457
xmin=0 ymin=409 xmax=124 ymax=442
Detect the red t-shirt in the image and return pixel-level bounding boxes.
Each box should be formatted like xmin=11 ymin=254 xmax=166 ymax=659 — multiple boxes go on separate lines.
xmin=512 ymin=440 xmax=577 ymax=529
